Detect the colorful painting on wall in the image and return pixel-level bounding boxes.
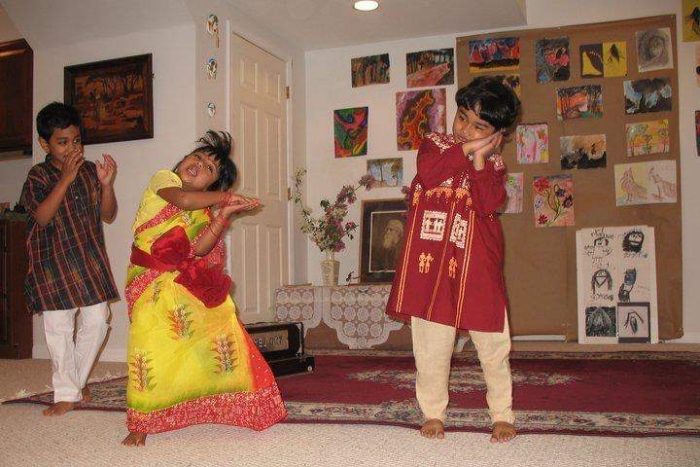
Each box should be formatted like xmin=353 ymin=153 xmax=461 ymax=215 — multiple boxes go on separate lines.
xmin=501 ymin=172 xmax=524 ymax=214
xmin=334 ymin=107 xmax=368 ymax=158
xmin=625 ymin=119 xmax=670 ymax=157
xmin=560 ymin=134 xmax=607 ymax=170
xmin=535 ymin=37 xmax=570 ymax=83
xmin=603 ymin=41 xmax=627 ymax=77
xmin=623 ymin=78 xmax=672 ymax=114
xmin=64 ymin=54 xmax=153 ymax=145
xmin=499 ymin=74 xmax=521 ymax=98
xmin=396 ymin=89 xmax=446 ymax=150
xmin=516 ymin=123 xmax=549 ymax=164
xmin=468 ymin=37 xmax=520 ymax=73
xmin=367 ymin=158 xmax=403 ymax=188
xmin=684 ymin=0 xmax=700 ymax=42
xmin=406 ymin=48 xmax=454 ymax=87
xmin=351 ymin=54 xmax=390 ymax=87
xmin=533 ymin=174 xmax=575 ymax=228
xmin=580 ymin=43 xmax=603 ymax=78
xmin=614 ymin=160 xmax=677 ymax=206
xmin=636 ymin=28 xmax=674 ymax=72
xmin=556 ymin=85 xmax=603 ymax=120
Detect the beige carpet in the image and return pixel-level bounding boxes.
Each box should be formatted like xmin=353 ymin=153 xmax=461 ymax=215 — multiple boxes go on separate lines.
xmin=1 ymin=358 xmax=699 ymax=467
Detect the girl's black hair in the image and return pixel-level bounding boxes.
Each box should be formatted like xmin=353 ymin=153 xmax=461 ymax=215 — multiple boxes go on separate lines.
xmin=36 ymin=102 xmax=82 ymax=141
xmin=455 ymin=76 xmax=521 ymax=131
xmin=177 ymin=130 xmax=237 ymax=191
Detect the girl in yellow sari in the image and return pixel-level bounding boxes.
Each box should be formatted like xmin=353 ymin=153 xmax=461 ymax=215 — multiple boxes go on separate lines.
xmin=122 ymin=131 xmax=286 ymax=446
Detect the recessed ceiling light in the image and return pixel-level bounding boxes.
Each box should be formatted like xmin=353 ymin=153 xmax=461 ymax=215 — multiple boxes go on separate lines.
xmin=354 ymin=1 xmax=379 ymax=12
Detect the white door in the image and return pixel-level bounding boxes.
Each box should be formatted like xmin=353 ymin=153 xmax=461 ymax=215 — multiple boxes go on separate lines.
xmin=230 ymin=34 xmax=288 ymax=324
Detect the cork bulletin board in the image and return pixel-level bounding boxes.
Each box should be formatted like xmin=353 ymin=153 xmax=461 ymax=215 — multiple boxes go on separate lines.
xmin=456 ymin=15 xmax=681 ymax=340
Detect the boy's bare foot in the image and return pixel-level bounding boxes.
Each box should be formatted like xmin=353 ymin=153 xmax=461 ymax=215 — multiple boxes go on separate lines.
xmin=122 ymin=432 xmax=147 ymax=447
xmin=420 ymin=419 xmax=445 ymax=439
xmin=81 ymin=386 xmax=92 ymax=403
xmin=42 ymin=401 xmax=75 ymax=416
xmin=490 ymin=421 xmax=516 ymax=443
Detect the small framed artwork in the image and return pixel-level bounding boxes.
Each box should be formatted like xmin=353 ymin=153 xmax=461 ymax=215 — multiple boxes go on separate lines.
xmin=360 ymin=199 xmax=407 ymax=284
xmin=617 ymin=302 xmax=651 ymax=343
xmin=64 ymin=54 xmax=153 ymax=145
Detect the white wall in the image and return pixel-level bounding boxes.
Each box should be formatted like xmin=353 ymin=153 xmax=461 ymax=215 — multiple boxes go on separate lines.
xmin=30 ymin=24 xmax=197 ymax=361
xmin=305 ymin=0 xmax=700 ymax=342
xmin=0 ymin=5 xmax=32 ymax=208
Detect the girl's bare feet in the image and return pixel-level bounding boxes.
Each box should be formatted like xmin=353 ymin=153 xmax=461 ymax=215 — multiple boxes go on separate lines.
xmin=42 ymin=401 xmax=75 ymax=416
xmin=122 ymin=432 xmax=147 ymax=447
xmin=490 ymin=421 xmax=516 ymax=443
xmin=420 ymin=419 xmax=445 ymax=439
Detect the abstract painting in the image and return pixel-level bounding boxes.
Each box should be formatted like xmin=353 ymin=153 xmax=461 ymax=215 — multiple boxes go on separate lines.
xmin=516 ymin=123 xmax=549 ymax=164
xmin=560 ymin=134 xmax=607 ymax=170
xmin=351 ymin=54 xmax=390 ymax=87
xmin=636 ymin=28 xmax=674 ymax=72
xmin=499 ymin=74 xmax=521 ymax=98
xmin=556 ymin=85 xmax=603 ymax=120
xmin=603 ymin=41 xmax=628 ymax=77
xmin=501 ymin=172 xmax=523 ymax=214
xmin=396 ymin=89 xmax=446 ymax=151
xmin=614 ymin=160 xmax=677 ymax=206
xmin=623 ymin=78 xmax=672 ymax=114
xmin=580 ymin=43 xmax=603 ymax=78
xmin=535 ymin=37 xmax=570 ymax=83
xmin=684 ymin=0 xmax=700 ymax=42
xmin=533 ymin=174 xmax=574 ymax=227
xmin=468 ymin=37 xmax=520 ymax=73
xmin=334 ymin=107 xmax=368 ymax=158
xmin=625 ymin=119 xmax=670 ymax=157
xmin=367 ymin=158 xmax=403 ymax=188
xmin=406 ymin=48 xmax=454 ymax=87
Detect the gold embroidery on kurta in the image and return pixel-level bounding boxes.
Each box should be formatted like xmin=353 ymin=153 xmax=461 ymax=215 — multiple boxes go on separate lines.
xmin=448 ymin=257 xmax=458 ymax=278
xmin=418 ymin=252 xmax=435 ymax=274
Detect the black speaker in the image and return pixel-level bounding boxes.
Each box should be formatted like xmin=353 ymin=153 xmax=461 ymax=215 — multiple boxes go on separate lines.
xmin=245 ymin=322 xmax=315 ymax=377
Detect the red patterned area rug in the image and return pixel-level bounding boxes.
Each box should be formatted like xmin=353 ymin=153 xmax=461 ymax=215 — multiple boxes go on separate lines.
xmin=5 ymin=352 xmax=699 ymax=437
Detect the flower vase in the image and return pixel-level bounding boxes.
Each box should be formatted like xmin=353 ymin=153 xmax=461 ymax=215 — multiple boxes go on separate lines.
xmin=321 ymin=251 xmax=340 ymax=286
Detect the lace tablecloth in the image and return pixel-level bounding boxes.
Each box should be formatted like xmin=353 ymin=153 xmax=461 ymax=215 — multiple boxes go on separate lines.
xmin=274 ymin=285 xmax=405 ymax=349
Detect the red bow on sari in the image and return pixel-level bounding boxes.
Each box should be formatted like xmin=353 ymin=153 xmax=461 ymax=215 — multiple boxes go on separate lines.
xmin=130 ymin=226 xmax=232 ymax=308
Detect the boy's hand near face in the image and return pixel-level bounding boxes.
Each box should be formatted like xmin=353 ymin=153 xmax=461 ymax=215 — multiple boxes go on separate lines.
xmin=461 ymin=132 xmax=503 ymax=171
xmin=96 ymin=154 xmax=118 ymax=186
xmin=59 ymin=148 xmax=84 ymax=185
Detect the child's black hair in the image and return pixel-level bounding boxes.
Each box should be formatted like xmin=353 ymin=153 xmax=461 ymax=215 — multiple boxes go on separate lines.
xmin=36 ymin=102 xmax=82 ymax=141
xmin=455 ymin=76 xmax=521 ymax=131
xmin=193 ymin=130 xmax=237 ymax=191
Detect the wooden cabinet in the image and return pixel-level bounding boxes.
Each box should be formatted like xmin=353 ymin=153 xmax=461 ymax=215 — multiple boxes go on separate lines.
xmin=0 ymin=39 xmax=33 ymax=153
xmin=0 ymin=218 xmax=32 ymax=358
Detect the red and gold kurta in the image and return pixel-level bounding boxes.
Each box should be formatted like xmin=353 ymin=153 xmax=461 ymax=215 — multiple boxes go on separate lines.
xmin=387 ymin=133 xmax=508 ymax=332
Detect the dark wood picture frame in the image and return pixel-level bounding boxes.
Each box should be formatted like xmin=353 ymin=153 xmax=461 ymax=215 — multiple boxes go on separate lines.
xmin=64 ymin=53 xmax=153 ymax=145
xmin=360 ymin=198 xmax=407 ymax=284
xmin=0 ymin=39 xmax=33 ymax=153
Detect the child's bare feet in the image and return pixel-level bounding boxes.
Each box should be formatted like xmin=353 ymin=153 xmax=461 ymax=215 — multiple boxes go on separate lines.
xmin=490 ymin=421 xmax=516 ymax=443
xmin=81 ymin=386 xmax=92 ymax=403
xmin=420 ymin=419 xmax=445 ymax=439
xmin=42 ymin=401 xmax=75 ymax=416
xmin=122 ymin=432 xmax=147 ymax=447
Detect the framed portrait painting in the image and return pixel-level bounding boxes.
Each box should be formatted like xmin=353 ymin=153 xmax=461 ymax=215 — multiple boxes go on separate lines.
xmin=360 ymin=199 xmax=407 ymax=284
xmin=64 ymin=53 xmax=153 ymax=145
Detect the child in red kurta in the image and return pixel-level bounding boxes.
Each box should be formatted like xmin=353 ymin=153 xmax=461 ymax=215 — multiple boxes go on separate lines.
xmin=387 ymin=76 xmax=520 ymax=442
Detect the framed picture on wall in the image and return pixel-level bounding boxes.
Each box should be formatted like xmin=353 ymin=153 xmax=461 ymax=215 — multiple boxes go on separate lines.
xmin=360 ymin=199 xmax=407 ymax=284
xmin=64 ymin=53 xmax=153 ymax=145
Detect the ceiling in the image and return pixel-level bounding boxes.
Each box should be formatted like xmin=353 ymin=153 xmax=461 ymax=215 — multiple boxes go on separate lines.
xmin=1 ymin=0 xmax=527 ymax=51
xmin=226 ymin=0 xmax=527 ymax=50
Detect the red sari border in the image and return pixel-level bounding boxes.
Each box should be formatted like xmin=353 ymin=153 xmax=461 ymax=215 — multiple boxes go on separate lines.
xmin=127 ymin=383 xmax=287 ymax=433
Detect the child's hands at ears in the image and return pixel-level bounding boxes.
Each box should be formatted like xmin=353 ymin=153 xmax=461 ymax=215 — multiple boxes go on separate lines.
xmin=96 ymin=154 xmax=117 ymax=186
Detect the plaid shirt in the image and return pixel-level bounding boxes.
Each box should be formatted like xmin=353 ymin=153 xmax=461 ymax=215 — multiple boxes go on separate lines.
xmin=20 ymin=155 xmax=119 ymax=313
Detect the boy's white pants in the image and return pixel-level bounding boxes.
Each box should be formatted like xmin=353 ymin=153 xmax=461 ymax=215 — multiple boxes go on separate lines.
xmin=411 ymin=313 xmax=514 ymax=425
xmin=42 ymin=302 xmax=110 ymax=403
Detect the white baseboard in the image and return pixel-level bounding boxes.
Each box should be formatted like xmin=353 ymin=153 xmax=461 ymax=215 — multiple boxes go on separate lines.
xmin=33 ymin=345 xmax=127 ymax=362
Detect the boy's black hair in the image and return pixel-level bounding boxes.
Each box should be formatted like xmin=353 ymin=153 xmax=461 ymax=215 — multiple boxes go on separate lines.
xmin=192 ymin=130 xmax=237 ymax=192
xmin=455 ymin=76 xmax=521 ymax=131
xmin=36 ymin=102 xmax=82 ymax=141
